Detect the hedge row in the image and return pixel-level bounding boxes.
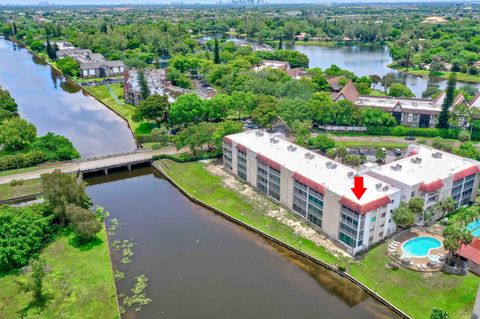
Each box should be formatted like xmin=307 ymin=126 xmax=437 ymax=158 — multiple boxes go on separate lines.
xmin=0 ymin=150 xmax=46 ymax=171
xmin=366 ymin=126 xmax=464 ymax=140
xmin=153 ymin=150 xmax=222 ymax=163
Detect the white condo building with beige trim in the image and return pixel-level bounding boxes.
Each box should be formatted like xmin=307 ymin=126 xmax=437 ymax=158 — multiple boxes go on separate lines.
xmin=223 ymin=130 xmax=480 ymax=255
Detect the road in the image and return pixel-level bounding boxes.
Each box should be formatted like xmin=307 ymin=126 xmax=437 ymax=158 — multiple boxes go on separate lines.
xmin=0 ymin=147 xmax=183 ymax=185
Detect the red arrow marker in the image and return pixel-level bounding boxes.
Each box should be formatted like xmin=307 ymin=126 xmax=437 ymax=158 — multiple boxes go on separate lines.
xmin=351 ymin=176 xmax=367 ymax=200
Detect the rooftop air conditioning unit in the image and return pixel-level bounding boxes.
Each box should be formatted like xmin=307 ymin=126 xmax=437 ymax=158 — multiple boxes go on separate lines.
xmin=255 ymin=131 xmax=264 ymax=137
xmin=287 ymin=145 xmax=297 ymax=152
xmin=270 ymin=137 xmax=279 ymax=144
xmin=347 ymin=171 xmax=354 ymax=178
xmin=376 ymin=183 xmax=382 ymax=190
xmin=382 ymin=186 xmax=389 ymax=192
xmin=331 ymin=163 xmax=338 ymax=169
xmin=432 ymin=152 xmax=442 ymax=159
xmin=326 ymin=161 xmax=332 ymax=168
xmin=305 ymin=153 xmax=315 ymax=160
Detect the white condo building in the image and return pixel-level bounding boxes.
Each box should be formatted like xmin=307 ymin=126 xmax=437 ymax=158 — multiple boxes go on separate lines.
xmin=223 ymin=130 xmax=480 ymax=255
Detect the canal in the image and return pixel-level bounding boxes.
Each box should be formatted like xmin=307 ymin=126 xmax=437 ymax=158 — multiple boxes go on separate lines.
xmin=85 ymin=167 xmax=401 ymax=319
xmin=286 ymin=43 xmax=480 ymax=97
xmin=0 ymin=37 xmax=137 ymax=157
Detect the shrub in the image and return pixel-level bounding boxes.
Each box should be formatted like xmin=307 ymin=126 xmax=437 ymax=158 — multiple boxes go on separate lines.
xmin=31 ymin=132 xmax=80 ymax=161
xmin=457 ymin=130 xmax=471 ymax=142
xmin=0 ymin=150 xmax=46 ymax=171
xmin=0 ymin=204 xmax=55 ymax=271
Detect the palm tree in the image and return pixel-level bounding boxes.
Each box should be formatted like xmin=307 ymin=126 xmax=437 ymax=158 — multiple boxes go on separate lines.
xmin=443 ymin=226 xmax=461 ymax=264
xmin=433 ymin=196 xmax=456 ymax=219
xmin=457 ymin=207 xmax=480 ymax=228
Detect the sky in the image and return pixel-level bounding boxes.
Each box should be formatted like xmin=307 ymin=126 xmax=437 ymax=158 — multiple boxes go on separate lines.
xmin=0 ymin=0 xmax=469 ymax=4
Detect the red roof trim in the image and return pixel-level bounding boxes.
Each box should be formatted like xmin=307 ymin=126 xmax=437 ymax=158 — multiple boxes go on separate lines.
xmin=453 ymin=166 xmax=479 ymax=182
xmin=256 ymin=153 xmax=282 ymax=171
xmin=419 ymin=179 xmax=444 ymax=192
xmin=223 ymin=136 xmax=233 ymax=145
xmin=457 ymin=238 xmax=480 ymax=265
xmin=236 ymin=143 xmax=248 ymax=153
xmin=292 ymin=172 xmax=325 ymax=194
xmin=339 ymin=196 xmax=391 ymax=214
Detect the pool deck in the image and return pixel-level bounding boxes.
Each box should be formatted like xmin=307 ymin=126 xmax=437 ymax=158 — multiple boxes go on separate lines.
xmin=387 ymin=229 xmax=447 ymax=272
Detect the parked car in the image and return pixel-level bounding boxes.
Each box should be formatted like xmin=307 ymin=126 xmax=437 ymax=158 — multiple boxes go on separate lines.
xmin=394 ymin=148 xmax=402 ymax=156
xmin=405 ymin=136 xmax=416 ymax=141
xmin=357 ymin=149 xmax=365 ymax=155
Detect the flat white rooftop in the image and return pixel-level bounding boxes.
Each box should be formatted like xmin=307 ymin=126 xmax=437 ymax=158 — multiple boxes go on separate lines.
xmin=227 ymin=130 xmax=398 ymax=205
xmin=356 ymin=96 xmax=441 ymax=112
xmin=369 ymin=145 xmax=480 ymax=187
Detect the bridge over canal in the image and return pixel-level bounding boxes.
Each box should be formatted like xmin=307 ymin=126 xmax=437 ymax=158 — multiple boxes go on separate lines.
xmin=0 ymin=147 xmax=184 ymax=185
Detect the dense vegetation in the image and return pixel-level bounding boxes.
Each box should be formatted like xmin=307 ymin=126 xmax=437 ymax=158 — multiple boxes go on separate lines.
xmin=0 ymin=86 xmax=79 ymax=171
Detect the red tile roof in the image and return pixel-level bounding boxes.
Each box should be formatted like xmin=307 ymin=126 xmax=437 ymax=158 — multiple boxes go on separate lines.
xmin=453 ymin=165 xmax=479 ymax=182
xmin=327 ymin=76 xmax=345 ymax=91
xmin=236 ymin=143 xmax=247 ymax=153
xmin=453 ymin=93 xmax=466 ymax=106
xmin=419 ymin=179 xmax=444 ymax=192
xmin=256 ymin=153 xmax=282 ymax=171
xmin=223 ymin=136 xmax=233 ymax=145
xmin=292 ymin=172 xmax=325 ymax=194
xmin=339 ymin=195 xmax=391 ymax=214
xmin=458 ymin=238 xmax=480 ymax=265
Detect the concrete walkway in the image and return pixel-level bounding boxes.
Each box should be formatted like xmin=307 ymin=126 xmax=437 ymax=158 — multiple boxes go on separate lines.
xmin=0 ymin=147 xmax=182 ymax=185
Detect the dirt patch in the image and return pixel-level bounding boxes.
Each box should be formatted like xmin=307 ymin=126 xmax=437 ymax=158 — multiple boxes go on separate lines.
xmin=206 ymin=164 xmax=349 ymax=258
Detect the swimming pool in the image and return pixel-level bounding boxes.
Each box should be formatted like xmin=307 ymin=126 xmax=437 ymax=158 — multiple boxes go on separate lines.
xmin=467 ymin=219 xmax=480 ymax=237
xmin=402 ymin=236 xmax=442 ymax=258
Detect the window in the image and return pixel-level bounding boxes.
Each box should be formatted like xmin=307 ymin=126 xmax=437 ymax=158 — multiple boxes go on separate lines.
xmin=292 ymin=181 xmax=324 ymax=227
xmin=339 ymin=206 xmax=365 ymax=249
xmin=371 ymin=216 xmax=376 ymax=223
xmin=256 ymin=162 xmax=281 ymax=202
xmin=237 ymin=150 xmax=247 ymax=181
xmin=223 ymin=146 xmax=233 ymax=171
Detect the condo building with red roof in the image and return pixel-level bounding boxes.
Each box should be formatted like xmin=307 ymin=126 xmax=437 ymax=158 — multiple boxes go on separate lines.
xmin=224 ymin=130 xmax=401 ymax=255
xmin=223 ymin=131 xmax=480 ymax=255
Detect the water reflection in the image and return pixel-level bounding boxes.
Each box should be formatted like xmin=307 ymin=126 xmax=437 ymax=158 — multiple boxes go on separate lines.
xmin=85 ymin=168 xmax=401 ymax=319
xmin=287 ymin=44 xmax=480 ymax=97
xmin=0 ymin=37 xmax=137 ymax=157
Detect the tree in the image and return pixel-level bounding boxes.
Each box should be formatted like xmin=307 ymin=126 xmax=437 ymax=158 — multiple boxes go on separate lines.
xmin=175 ymin=122 xmax=216 ymax=155
xmin=437 ymin=72 xmax=457 ymax=129
xmin=41 ymin=170 xmax=90 ymax=226
xmin=251 ymin=102 xmax=278 ymax=131
xmin=375 ymin=148 xmax=386 ymax=163
xmin=392 ymin=202 xmax=416 ymax=229
xmin=66 ymin=204 xmax=102 ymax=243
xmin=0 ymin=86 xmax=18 ymax=114
xmin=170 ymin=93 xmax=207 ymax=126
xmin=291 ymin=120 xmax=311 ymax=145
xmin=430 ymin=308 xmax=449 ymax=319
xmin=0 ymin=118 xmax=36 ymax=151
xmin=133 ymin=94 xmax=169 ymax=127
xmin=422 ymin=85 xmax=441 ymax=99
xmin=278 ymin=37 xmax=283 ymax=50
xmin=433 ymin=197 xmax=456 ymax=219
xmin=56 ymin=57 xmax=79 ymax=77
xmin=361 ymin=108 xmax=397 ymax=127
xmin=26 ymin=258 xmax=47 ymax=305
xmin=206 ymin=94 xmax=233 ymax=120
xmin=309 ymin=134 xmax=335 ymax=152
xmin=212 ymin=121 xmax=243 ymax=148
xmin=151 ymin=127 xmax=169 ymax=146
xmin=457 ymin=130 xmax=471 ymax=142
xmin=31 ymin=132 xmax=80 ymax=161
xmin=443 ymin=226 xmax=461 ymax=262
xmin=231 ymin=91 xmax=254 ymax=119
xmin=408 ymin=197 xmax=425 ymax=216
xmin=46 ymin=41 xmax=57 ymax=60
xmin=388 ymin=83 xmax=414 ymax=98
xmin=138 ymin=69 xmax=150 ymax=100
xmin=213 ymin=37 xmax=220 ymax=64
xmin=381 ymin=73 xmax=395 ymax=93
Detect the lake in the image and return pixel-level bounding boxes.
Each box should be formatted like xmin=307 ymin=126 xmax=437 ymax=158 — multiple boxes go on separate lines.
xmin=86 ymin=167 xmax=400 ymax=319
xmin=286 ymin=43 xmax=480 ymax=97
xmin=0 ymin=37 xmax=137 ymax=157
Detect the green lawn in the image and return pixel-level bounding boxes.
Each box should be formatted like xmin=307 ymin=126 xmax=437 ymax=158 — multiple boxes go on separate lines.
xmin=0 ymin=164 xmax=59 ymax=178
xmin=0 ymin=227 xmax=119 ymax=319
xmin=158 ymin=160 xmax=480 ymax=319
xmin=0 ymin=179 xmax=43 ymax=201
xmin=85 ymin=84 xmax=155 ymax=135
xmin=349 ymin=245 xmax=479 ymax=319
xmin=157 ymin=159 xmax=338 ymax=265
xmin=393 ymin=67 xmax=480 ymax=84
